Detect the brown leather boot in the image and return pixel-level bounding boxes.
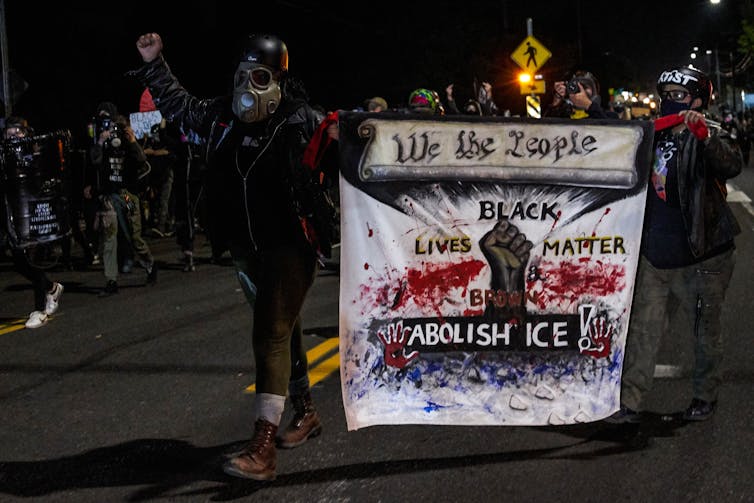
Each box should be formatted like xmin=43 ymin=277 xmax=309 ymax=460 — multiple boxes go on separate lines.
xmin=223 ymin=418 xmax=278 ymax=480
xmin=277 ymin=391 xmax=322 ymax=449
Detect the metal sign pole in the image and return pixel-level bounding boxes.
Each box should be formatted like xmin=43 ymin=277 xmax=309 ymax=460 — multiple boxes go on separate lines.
xmin=0 ymin=0 xmax=11 ymax=117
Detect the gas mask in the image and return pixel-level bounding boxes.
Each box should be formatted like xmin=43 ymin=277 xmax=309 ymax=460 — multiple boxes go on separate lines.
xmin=232 ymin=62 xmax=281 ymax=123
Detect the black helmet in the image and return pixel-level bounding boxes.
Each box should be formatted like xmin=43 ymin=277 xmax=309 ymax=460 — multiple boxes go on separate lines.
xmin=657 ymin=65 xmax=712 ymax=108
xmin=240 ymin=34 xmax=288 ymax=72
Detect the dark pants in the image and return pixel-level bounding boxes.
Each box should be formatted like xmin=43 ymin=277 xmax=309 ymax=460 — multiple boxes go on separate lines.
xmin=12 ymin=248 xmax=53 ymax=311
xmin=621 ymin=249 xmax=736 ymax=409
xmin=173 ymin=156 xmax=196 ymax=254
xmin=230 ymin=241 xmax=317 ymax=396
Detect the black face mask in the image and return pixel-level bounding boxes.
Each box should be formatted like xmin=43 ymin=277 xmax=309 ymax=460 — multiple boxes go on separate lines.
xmin=660 ymin=99 xmax=691 ymax=117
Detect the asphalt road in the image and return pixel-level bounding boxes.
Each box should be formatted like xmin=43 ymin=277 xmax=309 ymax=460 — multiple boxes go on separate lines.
xmin=1 ymin=168 xmax=754 ymax=501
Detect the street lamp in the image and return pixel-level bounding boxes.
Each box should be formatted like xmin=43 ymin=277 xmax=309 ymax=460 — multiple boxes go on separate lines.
xmin=710 ymin=0 xmax=720 ymax=4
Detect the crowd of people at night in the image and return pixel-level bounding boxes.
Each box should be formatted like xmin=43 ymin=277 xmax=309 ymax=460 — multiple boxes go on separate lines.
xmin=0 ymin=29 xmax=746 ymax=481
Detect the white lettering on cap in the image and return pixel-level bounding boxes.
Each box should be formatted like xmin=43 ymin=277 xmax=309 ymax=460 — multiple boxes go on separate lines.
xmin=658 ymin=70 xmax=699 ymax=87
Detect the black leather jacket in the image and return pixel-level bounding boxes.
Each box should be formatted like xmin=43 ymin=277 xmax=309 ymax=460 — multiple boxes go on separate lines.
xmin=666 ymin=127 xmax=742 ymax=258
xmin=130 ymin=56 xmax=329 ymax=255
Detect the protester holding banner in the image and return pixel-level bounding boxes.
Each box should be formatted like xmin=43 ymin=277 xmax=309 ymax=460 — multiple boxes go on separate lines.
xmin=133 ymin=32 xmax=335 ymax=480
xmin=609 ymin=65 xmax=743 ymax=423
xmin=1 ymin=117 xmax=64 ymax=328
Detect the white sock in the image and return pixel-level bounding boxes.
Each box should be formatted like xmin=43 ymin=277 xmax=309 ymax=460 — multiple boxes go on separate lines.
xmin=254 ymin=393 xmax=286 ymax=426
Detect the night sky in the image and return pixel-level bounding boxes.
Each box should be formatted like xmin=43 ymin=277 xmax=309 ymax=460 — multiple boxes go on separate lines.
xmin=3 ymin=0 xmax=744 ymax=140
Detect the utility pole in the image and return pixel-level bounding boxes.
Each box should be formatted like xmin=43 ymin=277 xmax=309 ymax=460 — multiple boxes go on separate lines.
xmin=576 ymin=0 xmax=583 ymax=64
xmin=0 ymin=0 xmax=11 ymax=117
xmin=730 ymin=50 xmax=737 ymax=113
xmin=715 ymin=48 xmax=722 ymax=106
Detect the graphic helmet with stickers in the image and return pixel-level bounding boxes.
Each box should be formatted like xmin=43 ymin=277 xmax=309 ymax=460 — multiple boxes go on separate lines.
xmin=657 ymin=65 xmax=712 ymax=108
xmin=408 ymin=88 xmax=442 ymax=114
xmin=239 ymin=34 xmax=289 ymax=72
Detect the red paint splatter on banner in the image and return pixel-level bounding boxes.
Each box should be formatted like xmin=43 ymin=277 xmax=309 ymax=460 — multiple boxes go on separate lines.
xmin=592 ymin=207 xmax=611 ymax=237
xmin=549 ymin=210 xmax=562 ymax=232
xmin=364 ymin=263 xmax=370 ymax=270
xmin=367 ymin=223 xmax=373 ymax=237
xmin=527 ymin=258 xmax=626 ymax=311
xmin=358 ymin=258 xmax=487 ymax=317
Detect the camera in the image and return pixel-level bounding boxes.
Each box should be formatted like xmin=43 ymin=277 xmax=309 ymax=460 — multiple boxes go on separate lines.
xmin=108 ymin=122 xmax=123 ymax=148
xmin=565 ymin=78 xmax=596 ymax=96
xmin=562 ymin=72 xmax=598 ymax=97
xmin=565 ymin=79 xmax=581 ymax=95
xmin=95 ymin=116 xmax=122 ymax=149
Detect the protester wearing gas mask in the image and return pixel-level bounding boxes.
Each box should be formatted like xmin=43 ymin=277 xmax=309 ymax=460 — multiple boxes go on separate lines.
xmin=133 ymin=32 xmax=336 ymax=481
xmin=545 ymin=70 xmax=618 ymax=119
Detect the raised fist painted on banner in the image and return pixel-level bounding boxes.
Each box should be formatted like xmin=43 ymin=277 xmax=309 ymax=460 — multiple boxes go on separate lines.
xmin=480 ymin=220 xmax=533 ymax=321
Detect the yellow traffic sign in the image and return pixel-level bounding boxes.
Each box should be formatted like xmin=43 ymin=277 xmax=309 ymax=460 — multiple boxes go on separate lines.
xmin=526 ymin=95 xmax=541 ymax=118
xmin=511 ymin=35 xmax=552 ymax=72
xmin=520 ymin=80 xmax=546 ymax=95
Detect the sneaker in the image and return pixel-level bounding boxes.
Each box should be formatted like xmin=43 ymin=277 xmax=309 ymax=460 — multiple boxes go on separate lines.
xmin=25 ymin=310 xmax=49 ymax=329
xmin=98 ymin=280 xmax=118 ymax=297
xmin=45 ymin=282 xmax=64 ymax=315
xmin=604 ymin=405 xmax=641 ymax=424
xmin=182 ymin=253 xmax=195 ymax=272
xmin=121 ymin=259 xmax=134 ymax=274
xmin=683 ymin=398 xmax=717 ymax=421
xmin=146 ymin=262 xmax=158 ymax=284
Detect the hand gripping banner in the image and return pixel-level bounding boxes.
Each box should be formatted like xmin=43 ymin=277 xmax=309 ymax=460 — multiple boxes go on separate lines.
xmin=337 ymin=112 xmax=653 ymax=429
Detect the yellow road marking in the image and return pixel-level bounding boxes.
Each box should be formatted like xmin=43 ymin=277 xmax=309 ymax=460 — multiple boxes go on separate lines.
xmin=307 ymin=353 xmax=340 ymax=386
xmin=245 ymin=337 xmax=340 ymax=393
xmin=0 ymin=320 xmax=26 ymax=335
xmin=303 ymin=336 xmax=339 ymax=363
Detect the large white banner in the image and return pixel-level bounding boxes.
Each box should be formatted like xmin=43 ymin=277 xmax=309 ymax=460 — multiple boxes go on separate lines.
xmin=337 ymin=113 xmax=653 ymax=430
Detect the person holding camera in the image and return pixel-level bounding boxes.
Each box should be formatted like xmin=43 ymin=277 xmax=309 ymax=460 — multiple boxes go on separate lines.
xmin=545 ymin=70 xmax=618 ymax=119
xmin=85 ymin=102 xmax=157 ymax=296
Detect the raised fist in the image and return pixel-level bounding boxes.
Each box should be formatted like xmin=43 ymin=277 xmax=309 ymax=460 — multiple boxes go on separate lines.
xmin=136 ymin=33 xmax=163 ymax=63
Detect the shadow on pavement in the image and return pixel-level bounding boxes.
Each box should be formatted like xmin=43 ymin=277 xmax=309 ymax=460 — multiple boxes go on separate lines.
xmin=543 ymin=410 xmax=697 ymax=455
xmin=0 ymin=439 xmax=233 ymax=500
xmin=0 ymin=423 xmax=686 ymax=502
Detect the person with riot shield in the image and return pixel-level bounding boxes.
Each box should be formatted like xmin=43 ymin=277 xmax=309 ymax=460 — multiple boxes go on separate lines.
xmin=1 ymin=117 xmax=65 ymax=328
xmin=85 ymin=102 xmax=157 ymax=296
xmin=133 ymin=32 xmax=337 ymax=481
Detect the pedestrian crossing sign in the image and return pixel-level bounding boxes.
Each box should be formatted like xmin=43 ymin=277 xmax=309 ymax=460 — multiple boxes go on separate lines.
xmin=511 ymin=35 xmax=552 ymax=72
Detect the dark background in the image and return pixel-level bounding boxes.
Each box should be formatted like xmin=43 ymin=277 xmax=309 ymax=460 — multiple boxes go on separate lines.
xmin=2 ymin=0 xmax=744 ymax=140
